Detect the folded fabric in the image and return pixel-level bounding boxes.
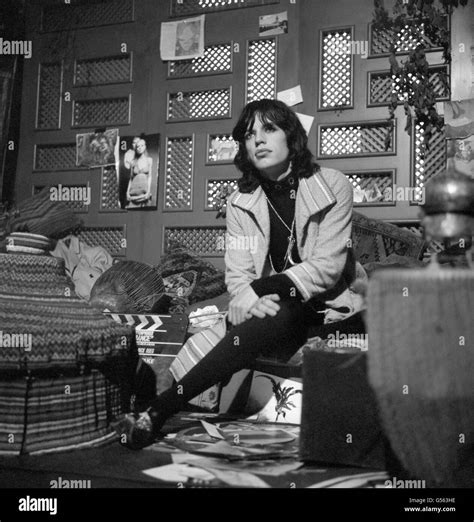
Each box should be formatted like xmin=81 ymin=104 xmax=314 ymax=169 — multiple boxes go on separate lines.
xmin=52 ymin=235 xmax=113 ymax=300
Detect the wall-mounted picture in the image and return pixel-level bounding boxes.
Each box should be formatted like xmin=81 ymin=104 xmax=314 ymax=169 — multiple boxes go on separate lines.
xmin=118 ymin=134 xmax=160 ymax=210
xmin=207 ymin=135 xmax=239 ymax=164
xmin=444 ymin=99 xmax=474 ymax=178
xmin=160 ymin=15 xmax=205 ymax=61
xmin=259 ymin=11 xmax=288 ymax=36
xmin=76 ymin=129 xmax=119 ymax=168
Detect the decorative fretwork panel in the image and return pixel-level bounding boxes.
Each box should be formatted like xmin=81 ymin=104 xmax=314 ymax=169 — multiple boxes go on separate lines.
xmin=36 ymin=63 xmax=62 ymax=130
xmin=100 ymin=166 xmax=121 ymax=211
xmin=165 ymin=137 xmax=194 ymax=211
xmin=318 ymin=121 xmax=395 ymax=158
xmin=73 ymin=96 xmax=130 ymax=127
xmin=368 ymin=66 xmax=449 ymax=106
xmin=246 ymin=38 xmax=277 ymax=103
xmin=167 ymin=89 xmax=231 ymax=121
xmin=369 ymin=18 xmax=446 ymax=56
xmin=164 ymin=226 xmax=226 ymax=257
xmin=75 ymin=55 xmax=132 ymax=86
xmin=411 ymin=121 xmax=446 ymax=202
xmin=206 ymin=179 xmax=238 ymax=210
xmin=34 ymin=144 xmax=76 ymax=171
xmin=42 ymin=0 xmax=134 ymax=32
xmin=77 ymin=226 xmax=126 ymax=257
xmin=168 ymin=44 xmax=232 ymax=78
xmin=33 ymin=184 xmax=89 ymax=212
xmin=170 ymin=0 xmax=279 ymax=17
xmin=207 ymin=134 xmax=238 ymax=163
xmin=320 ymin=28 xmax=353 ymax=109
xmin=344 ymin=170 xmax=395 ymax=206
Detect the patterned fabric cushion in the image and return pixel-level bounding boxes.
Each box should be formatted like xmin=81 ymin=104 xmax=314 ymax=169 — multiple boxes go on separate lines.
xmin=351 ymin=211 xmax=427 ymax=264
xmin=157 ymin=242 xmax=227 ymax=305
xmin=163 ymin=270 xmax=198 ymax=298
xmin=89 ymin=261 xmax=166 ymax=314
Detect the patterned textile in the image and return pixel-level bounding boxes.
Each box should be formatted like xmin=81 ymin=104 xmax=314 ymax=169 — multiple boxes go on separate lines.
xmin=6 ymin=187 xmax=82 ymax=239
xmin=89 ymin=260 xmax=165 ymax=313
xmin=0 ymin=292 xmax=135 ymax=372
xmin=0 ymin=370 xmax=122 ymax=455
xmin=157 ymin=242 xmax=227 ymax=305
xmin=351 ymin=211 xmax=427 ymax=263
xmin=163 ymin=270 xmax=198 ymax=298
xmin=0 ymin=253 xmax=75 ymax=297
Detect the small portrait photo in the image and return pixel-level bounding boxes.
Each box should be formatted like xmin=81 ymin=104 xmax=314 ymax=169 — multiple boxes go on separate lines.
xmin=207 ymin=135 xmax=239 ymax=163
xmin=118 ymin=134 xmax=160 ymax=210
xmin=446 ymin=135 xmax=474 ymax=178
xmin=259 ymin=11 xmax=288 ymax=36
xmin=160 ymin=15 xmax=205 ymax=61
xmin=76 ymin=129 xmax=119 ymax=168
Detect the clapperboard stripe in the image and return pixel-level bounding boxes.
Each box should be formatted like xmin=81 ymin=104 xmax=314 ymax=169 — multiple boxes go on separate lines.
xmin=109 ymin=313 xmax=164 ymax=331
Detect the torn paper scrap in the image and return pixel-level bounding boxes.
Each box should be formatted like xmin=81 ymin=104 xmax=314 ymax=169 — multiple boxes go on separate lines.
xmin=277 ymin=85 xmax=303 ymax=107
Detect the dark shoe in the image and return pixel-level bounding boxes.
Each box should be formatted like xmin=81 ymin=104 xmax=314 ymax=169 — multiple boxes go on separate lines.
xmin=113 ymin=410 xmax=160 ymax=450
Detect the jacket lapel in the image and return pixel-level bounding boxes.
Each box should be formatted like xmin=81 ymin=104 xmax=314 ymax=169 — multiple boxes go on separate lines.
xmin=295 ymin=171 xmax=337 ymax=242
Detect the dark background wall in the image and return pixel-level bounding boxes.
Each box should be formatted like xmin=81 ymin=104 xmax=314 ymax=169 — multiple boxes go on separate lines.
xmin=11 ymin=0 xmax=453 ymax=268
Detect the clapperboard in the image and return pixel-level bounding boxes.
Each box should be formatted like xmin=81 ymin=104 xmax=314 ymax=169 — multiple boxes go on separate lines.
xmin=104 ymin=313 xmax=189 ymax=361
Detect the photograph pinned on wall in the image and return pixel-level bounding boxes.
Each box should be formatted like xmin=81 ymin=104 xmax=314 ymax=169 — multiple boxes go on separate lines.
xmin=444 ymin=99 xmax=474 ymax=178
xmin=207 ymin=135 xmax=239 ymax=164
xmin=118 ymin=134 xmax=160 ymax=210
xmin=76 ymin=129 xmax=119 ymax=168
xmin=160 ymin=15 xmax=205 ymax=61
xmin=259 ymin=11 xmax=288 ymax=36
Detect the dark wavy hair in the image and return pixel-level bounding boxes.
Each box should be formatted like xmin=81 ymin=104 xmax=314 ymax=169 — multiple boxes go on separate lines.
xmin=232 ymin=99 xmax=319 ymax=193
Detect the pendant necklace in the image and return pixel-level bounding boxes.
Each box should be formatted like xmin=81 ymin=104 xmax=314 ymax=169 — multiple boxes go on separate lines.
xmin=266 ymin=196 xmax=297 ymax=271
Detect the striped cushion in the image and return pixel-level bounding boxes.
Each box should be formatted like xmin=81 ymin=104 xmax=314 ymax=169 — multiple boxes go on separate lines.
xmin=169 ymin=317 xmax=226 ymax=411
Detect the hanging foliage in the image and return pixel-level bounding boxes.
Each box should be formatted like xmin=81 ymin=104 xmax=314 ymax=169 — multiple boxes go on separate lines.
xmin=372 ymin=0 xmax=469 ymax=152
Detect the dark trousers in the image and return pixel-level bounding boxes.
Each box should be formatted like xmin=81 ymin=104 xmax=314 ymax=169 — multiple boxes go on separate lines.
xmin=147 ymin=300 xmax=365 ymax=420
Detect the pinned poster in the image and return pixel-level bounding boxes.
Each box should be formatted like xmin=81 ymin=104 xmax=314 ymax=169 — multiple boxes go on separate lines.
xmin=259 ymin=11 xmax=288 ymax=36
xmin=444 ymin=99 xmax=474 ymax=178
xmin=160 ymin=15 xmax=205 ymax=61
xmin=295 ymin=113 xmax=314 ymax=136
xmin=277 ymin=85 xmax=303 ymax=107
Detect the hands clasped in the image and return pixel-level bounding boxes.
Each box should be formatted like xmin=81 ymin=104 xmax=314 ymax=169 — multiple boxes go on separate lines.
xmin=228 ymin=286 xmax=281 ymax=326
